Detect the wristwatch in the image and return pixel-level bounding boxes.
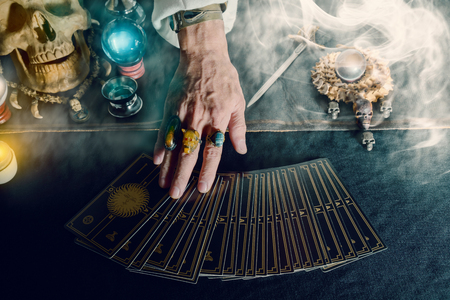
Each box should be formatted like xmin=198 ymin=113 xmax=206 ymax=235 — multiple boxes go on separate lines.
xmin=170 ymin=3 xmax=227 ymax=33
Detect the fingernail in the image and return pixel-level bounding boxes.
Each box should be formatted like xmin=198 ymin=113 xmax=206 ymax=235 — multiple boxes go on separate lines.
xmin=198 ymin=181 xmax=208 ymax=193
xmin=238 ymin=139 xmax=247 ymax=154
xmin=171 ymin=187 xmax=181 ymax=199
xmin=154 ymin=155 xmax=163 ymax=165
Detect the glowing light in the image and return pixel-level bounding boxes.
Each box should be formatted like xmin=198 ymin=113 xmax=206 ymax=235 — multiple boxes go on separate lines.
xmin=0 ymin=143 xmax=7 ymax=161
xmin=101 ymin=18 xmax=147 ymax=79
xmin=0 ymin=141 xmax=17 ymax=184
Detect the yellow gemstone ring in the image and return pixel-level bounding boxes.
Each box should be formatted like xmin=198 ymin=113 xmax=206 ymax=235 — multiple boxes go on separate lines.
xmin=181 ymin=129 xmax=202 ymax=154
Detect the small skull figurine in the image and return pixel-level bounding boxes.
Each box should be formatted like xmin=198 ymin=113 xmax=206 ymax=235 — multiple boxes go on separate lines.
xmin=380 ymin=101 xmax=392 ymax=118
xmin=362 ymin=131 xmax=375 ymax=151
xmin=69 ymin=99 xmax=82 ymax=112
xmin=353 ymin=98 xmax=373 ymax=130
xmin=328 ymin=101 xmax=340 ymax=119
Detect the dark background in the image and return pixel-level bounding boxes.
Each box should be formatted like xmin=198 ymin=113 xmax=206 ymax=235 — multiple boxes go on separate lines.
xmin=1 ymin=1 xmax=450 ymax=299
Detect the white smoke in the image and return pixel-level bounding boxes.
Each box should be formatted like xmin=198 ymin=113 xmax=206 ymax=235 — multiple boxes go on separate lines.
xmin=239 ymin=0 xmax=450 ymax=149
xmin=288 ymin=0 xmax=450 ymax=105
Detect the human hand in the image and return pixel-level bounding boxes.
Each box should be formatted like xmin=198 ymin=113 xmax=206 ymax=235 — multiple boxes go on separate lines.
xmin=153 ymin=20 xmax=247 ymax=199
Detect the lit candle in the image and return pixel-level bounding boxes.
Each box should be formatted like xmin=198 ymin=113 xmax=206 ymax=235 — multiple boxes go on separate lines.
xmin=0 ymin=141 xmax=17 ymax=184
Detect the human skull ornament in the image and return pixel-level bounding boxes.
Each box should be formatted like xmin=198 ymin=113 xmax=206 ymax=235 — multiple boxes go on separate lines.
xmin=353 ymin=98 xmax=373 ymax=130
xmin=69 ymin=98 xmax=81 ymax=112
xmin=362 ymin=131 xmax=375 ymax=151
xmin=380 ymin=101 xmax=392 ymax=118
xmin=328 ymin=101 xmax=340 ymax=119
xmin=0 ymin=0 xmax=91 ymax=93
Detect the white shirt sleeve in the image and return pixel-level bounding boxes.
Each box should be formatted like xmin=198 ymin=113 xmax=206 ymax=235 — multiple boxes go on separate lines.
xmin=152 ymin=0 xmax=238 ymax=47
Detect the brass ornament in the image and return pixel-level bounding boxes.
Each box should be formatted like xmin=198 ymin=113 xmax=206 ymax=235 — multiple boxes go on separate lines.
xmin=107 ymin=183 xmax=149 ymax=218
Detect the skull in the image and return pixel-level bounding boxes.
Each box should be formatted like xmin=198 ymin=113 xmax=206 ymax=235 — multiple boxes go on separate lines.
xmin=0 ymin=0 xmax=91 ymax=93
xmin=327 ymin=101 xmax=340 ymax=119
xmin=362 ymin=131 xmax=375 ymax=151
xmin=69 ymin=98 xmax=81 ymax=112
xmin=380 ymin=101 xmax=392 ymax=118
xmin=353 ymin=97 xmax=373 ymax=130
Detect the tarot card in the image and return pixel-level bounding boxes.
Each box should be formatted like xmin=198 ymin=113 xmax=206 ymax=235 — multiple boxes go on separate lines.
xmin=234 ymin=173 xmax=255 ymax=276
xmin=144 ymin=186 xmax=205 ymax=270
xmin=222 ymin=173 xmax=242 ymax=276
xmin=320 ymin=159 xmax=387 ymax=272
xmin=112 ymin=177 xmax=195 ymax=268
xmin=245 ymin=172 xmax=260 ymax=277
xmin=308 ymin=162 xmax=356 ymax=261
xmin=269 ymin=170 xmax=294 ymax=274
xmin=265 ymin=171 xmax=280 ymax=275
xmin=285 ymin=166 xmax=326 ymax=268
xmin=125 ymin=180 xmax=198 ymax=269
xmin=297 ymin=163 xmax=345 ymax=265
xmin=315 ymin=160 xmax=370 ymax=257
xmin=135 ymin=177 xmax=225 ymax=283
xmin=274 ymin=169 xmax=305 ymax=271
xmin=322 ymin=159 xmax=387 ymax=254
xmin=279 ymin=167 xmax=314 ymax=270
xmin=255 ymin=172 xmax=267 ymax=276
xmin=200 ymin=173 xmax=236 ymax=276
xmin=65 ymin=154 xmax=170 ymax=257
xmin=174 ymin=178 xmax=225 ymax=281
xmin=161 ymin=177 xmax=221 ymax=274
xmin=74 ymin=237 xmax=108 ymax=258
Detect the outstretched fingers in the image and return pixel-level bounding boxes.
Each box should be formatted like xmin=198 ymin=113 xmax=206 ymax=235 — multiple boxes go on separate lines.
xmin=169 ymin=128 xmax=202 ymax=199
xmin=228 ymin=103 xmax=247 ymax=155
xmin=198 ymin=127 xmax=226 ymax=193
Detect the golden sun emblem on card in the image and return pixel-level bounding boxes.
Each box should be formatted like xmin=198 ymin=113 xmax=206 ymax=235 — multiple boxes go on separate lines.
xmin=107 ymin=183 xmax=149 ymax=218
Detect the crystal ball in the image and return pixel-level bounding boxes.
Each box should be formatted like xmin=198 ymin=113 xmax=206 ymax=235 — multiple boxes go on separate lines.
xmin=101 ymin=18 xmax=147 ymax=67
xmin=335 ymin=49 xmax=366 ymax=82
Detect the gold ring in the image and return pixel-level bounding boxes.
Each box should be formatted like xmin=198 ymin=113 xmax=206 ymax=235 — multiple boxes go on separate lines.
xmin=181 ymin=129 xmax=202 ymax=154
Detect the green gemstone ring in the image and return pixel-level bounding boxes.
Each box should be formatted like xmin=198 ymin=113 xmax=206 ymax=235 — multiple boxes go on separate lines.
xmin=164 ymin=115 xmax=181 ymax=151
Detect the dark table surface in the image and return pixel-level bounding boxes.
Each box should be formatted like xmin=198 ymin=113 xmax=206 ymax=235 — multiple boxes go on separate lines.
xmin=1 ymin=128 xmax=450 ymax=300
xmin=1 ymin=1 xmax=450 ymax=299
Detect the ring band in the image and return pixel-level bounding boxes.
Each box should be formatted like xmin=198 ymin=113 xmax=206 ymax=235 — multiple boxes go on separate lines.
xmin=182 ymin=129 xmax=202 ymax=154
xmin=164 ymin=115 xmax=181 ymax=151
xmin=206 ymin=130 xmax=225 ymax=148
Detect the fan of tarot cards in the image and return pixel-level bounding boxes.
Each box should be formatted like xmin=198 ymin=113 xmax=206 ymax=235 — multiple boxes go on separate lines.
xmin=65 ymin=154 xmax=386 ymax=284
